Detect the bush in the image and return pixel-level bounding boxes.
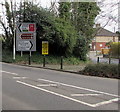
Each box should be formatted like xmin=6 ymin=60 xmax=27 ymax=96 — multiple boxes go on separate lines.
xmin=73 ymin=36 xmax=89 ymax=61
xmin=110 ymin=42 xmax=120 ymax=57
xmin=80 ymin=63 xmax=120 ymax=79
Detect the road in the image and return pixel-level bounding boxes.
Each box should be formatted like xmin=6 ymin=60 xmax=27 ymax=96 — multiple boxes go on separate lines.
xmin=2 ymin=62 xmax=120 ymax=110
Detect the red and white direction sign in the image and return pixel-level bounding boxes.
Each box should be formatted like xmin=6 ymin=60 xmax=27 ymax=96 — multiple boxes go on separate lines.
xmin=18 ymin=23 xmax=36 ymax=32
xmin=18 ymin=41 xmax=33 ymax=51
xmin=16 ymin=23 xmax=36 ymax=51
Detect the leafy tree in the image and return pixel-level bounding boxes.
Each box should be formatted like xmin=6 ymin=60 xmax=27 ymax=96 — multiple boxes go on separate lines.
xmin=71 ymin=2 xmax=100 ymax=60
xmin=1 ymin=1 xmax=77 ymax=57
xmin=58 ymin=2 xmax=71 ymax=20
xmin=53 ymin=17 xmax=77 ymax=56
xmin=57 ymin=2 xmax=100 ymax=60
xmin=0 ymin=1 xmax=14 ymax=50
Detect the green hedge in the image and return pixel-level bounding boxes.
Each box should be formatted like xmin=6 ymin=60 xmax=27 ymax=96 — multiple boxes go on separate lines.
xmin=110 ymin=42 xmax=120 ymax=57
xmin=80 ymin=63 xmax=120 ymax=79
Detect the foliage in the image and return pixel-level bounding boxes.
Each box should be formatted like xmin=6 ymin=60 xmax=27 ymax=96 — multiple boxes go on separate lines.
xmin=1 ymin=2 xmax=14 ymax=50
xmin=2 ymin=50 xmax=87 ymax=65
xmin=81 ymin=63 xmax=120 ymax=79
xmin=71 ymin=2 xmax=100 ymax=59
xmin=71 ymin=3 xmax=100 ymax=39
xmin=53 ymin=18 xmax=77 ymax=56
xmin=1 ymin=1 xmax=77 ymax=57
xmin=110 ymin=42 xmax=120 ymax=57
xmin=1 ymin=1 xmax=100 ymax=60
xmin=58 ymin=2 xmax=71 ymax=20
xmin=73 ymin=36 xmax=88 ymax=61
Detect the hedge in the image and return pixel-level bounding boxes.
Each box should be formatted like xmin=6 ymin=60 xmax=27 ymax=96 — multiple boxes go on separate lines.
xmin=110 ymin=42 xmax=120 ymax=57
xmin=80 ymin=63 xmax=120 ymax=79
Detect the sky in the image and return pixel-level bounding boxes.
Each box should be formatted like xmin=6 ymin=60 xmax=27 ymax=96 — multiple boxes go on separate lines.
xmin=0 ymin=0 xmax=119 ymax=34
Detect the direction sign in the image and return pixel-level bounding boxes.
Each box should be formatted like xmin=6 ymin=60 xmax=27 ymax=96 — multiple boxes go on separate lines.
xmin=42 ymin=41 xmax=49 ymax=55
xmin=18 ymin=41 xmax=33 ymax=51
xmin=21 ymin=33 xmax=33 ymax=39
xmin=18 ymin=23 xmax=36 ymax=32
xmin=16 ymin=23 xmax=36 ymax=51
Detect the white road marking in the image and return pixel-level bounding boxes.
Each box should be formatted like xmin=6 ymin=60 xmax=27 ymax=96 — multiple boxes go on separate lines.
xmin=71 ymin=94 xmax=101 ymax=97
xmin=38 ymin=78 xmax=119 ymax=98
xmin=1 ymin=71 xmax=18 ymax=76
xmin=16 ymin=80 xmax=95 ymax=107
xmin=17 ymin=80 xmax=119 ymax=107
xmin=37 ymin=84 xmax=58 ymax=87
xmin=13 ymin=77 xmax=27 ymax=79
xmin=92 ymin=98 xmax=120 ymax=107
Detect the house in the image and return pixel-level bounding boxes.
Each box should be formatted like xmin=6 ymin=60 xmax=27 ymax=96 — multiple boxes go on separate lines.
xmin=91 ymin=27 xmax=118 ymax=51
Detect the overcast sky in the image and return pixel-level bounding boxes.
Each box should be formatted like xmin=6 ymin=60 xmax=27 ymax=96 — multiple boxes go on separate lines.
xmin=0 ymin=0 xmax=119 ymax=34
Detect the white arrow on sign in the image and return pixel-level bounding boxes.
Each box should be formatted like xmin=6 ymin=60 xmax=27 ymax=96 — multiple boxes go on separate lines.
xmin=18 ymin=41 xmax=33 ymax=50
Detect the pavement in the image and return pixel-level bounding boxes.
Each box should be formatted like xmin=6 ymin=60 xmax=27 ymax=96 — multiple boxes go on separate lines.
xmin=1 ymin=62 xmax=120 ymax=110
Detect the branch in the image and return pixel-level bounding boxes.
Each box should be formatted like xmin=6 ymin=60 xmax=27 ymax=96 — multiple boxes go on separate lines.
xmin=0 ymin=20 xmax=9 ymax=39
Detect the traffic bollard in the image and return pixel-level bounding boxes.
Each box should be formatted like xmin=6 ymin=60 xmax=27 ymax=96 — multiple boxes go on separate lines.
xmin=60 ymin=56 xmax=63 ymax=69
xmin=97 ymin=57 xmax=99 ymax=63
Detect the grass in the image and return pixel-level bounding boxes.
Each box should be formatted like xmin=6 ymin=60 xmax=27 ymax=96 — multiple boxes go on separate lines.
xmin=2 ymin=50 xmax=90 ymax=65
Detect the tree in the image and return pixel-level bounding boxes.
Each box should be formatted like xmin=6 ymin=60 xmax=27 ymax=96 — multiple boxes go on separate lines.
xmin=71 ymin=2 xmax=100 ymax=60
xmin=0 ymin=1 xmax=15 ymax=49
xmin=1 ymin=1 xmax=77 ymax=57
xmin=58 ymin=2 xmax=71 ymax=20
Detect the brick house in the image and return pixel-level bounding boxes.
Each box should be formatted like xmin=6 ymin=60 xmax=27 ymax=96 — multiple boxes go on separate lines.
xmin=91 ymin=27 xmax=118 ymax=51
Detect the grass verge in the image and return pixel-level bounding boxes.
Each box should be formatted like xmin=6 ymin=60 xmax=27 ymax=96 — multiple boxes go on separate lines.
xmin=2 ymin=50 xmax=90 ymax=65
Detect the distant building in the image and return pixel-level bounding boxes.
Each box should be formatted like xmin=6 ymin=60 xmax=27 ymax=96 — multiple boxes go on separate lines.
xmin=91 ymin=27 xmax=118 ymax=51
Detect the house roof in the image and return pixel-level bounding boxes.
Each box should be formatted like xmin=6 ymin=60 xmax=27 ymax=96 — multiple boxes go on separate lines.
xmin=96 ymin=27 xmax=118 ymax=37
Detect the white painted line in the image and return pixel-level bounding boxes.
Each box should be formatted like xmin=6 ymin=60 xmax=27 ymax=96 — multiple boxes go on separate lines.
xmin=1 ymin=71 xmax=18 ymax=76
xmin=37 ymin=84 xmax=58 ymax=87
xmin=71 ymin=94 xmax=101 ymax=97
xmin=92 ymin=98 xmax=120 ymax=107
xmin=13 ymin=77 xmax=27 ymax=79
xmin=38 ymin=78 xmax=119 ymax=98
xmin=16 ymin=80 xmax=95 ymax=107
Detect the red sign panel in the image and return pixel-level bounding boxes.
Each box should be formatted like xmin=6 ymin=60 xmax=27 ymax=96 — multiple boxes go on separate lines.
xmin=21 ymin=33 xmax=33 ymax=39
xmin=29 ymin=24 xmax=35 ymax=32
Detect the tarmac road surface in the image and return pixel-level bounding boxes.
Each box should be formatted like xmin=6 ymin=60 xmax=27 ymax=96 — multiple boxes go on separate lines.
xmin=1 ymin=63 xmax=120 ymax=110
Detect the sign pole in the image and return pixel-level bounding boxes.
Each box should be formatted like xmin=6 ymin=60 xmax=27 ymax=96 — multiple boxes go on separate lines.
xmin=21 ymin=51 xmax=23 ymax=57
xmin=13 ymin=1 xmax=16 ymax=60
xmin=13 ymin=29 xmax=16 ymax=60
xmin=29 ymin=52 xmax=31 ymax=65
xmin=30 ymin=51 xmax=31 ymax=57
xmin=43 ymin=55 xmax=45 ymax=67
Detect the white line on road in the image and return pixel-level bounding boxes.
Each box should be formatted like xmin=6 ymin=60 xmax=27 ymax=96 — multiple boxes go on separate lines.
xmin=38 ymin=78 xmax=120 ymax=98
xmin=16 ymin=80 xmax=119 ymax=107
xmin=16 ymin=80 xmax=95 ymax=107
xmin=1 ymin=71 xmax=18 ymax=76
xmin=92 ymin=98 xmax=120 ymax=107
xmin=37 ymin=84 xmax=58 ymax=87
xmin=71 ymin=94 xmax=101 ymax=97
xmin=13 ymin=77 xmax=27 ymax=79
